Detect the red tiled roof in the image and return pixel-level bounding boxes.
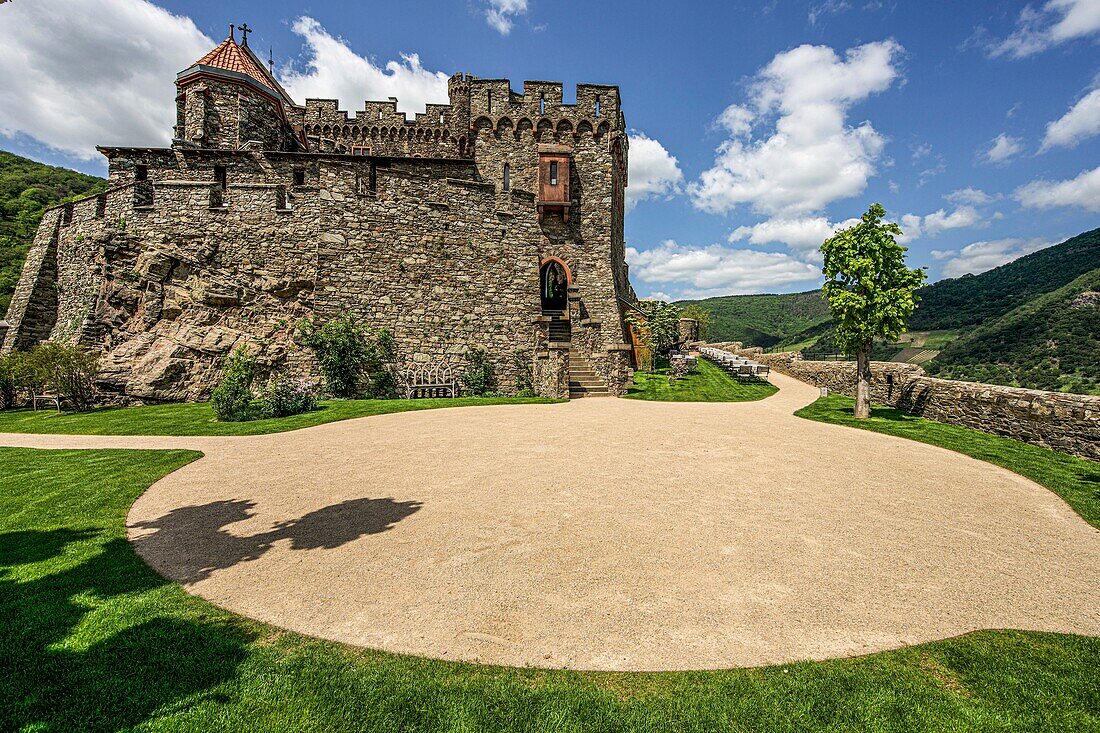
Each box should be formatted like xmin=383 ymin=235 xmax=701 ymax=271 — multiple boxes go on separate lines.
xmin=193 ymin=37 xmax=271 ymax=90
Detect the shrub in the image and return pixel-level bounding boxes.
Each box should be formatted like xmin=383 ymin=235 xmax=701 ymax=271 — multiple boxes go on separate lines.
xmin=211 ymin=348 xmax=257 ymax=421
xmin=20 ymin=343 xmax=99 ymax=411
xmin=0 ymin=353 xmax=18 ymax=409
xmin=257 ymin=374 xmax=319 ymax=418
xmin=513 ymin=348 xmax=534 ymax=397
xmin=299 ymin=316 xmax=396 ymax=399
xmin=462 ymin=347 xmax=493 ymax=396
xmin=363 ymin=328 xmax=397 ymax=399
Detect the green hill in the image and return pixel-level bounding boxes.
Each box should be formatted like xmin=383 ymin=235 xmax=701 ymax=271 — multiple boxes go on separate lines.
xmin=909 ymin=228 xmax=1100 ymax=330
xmin=0 ymin=150 xmax=106 ymax=315
xmin=680 ymin=228 xmax=1100 ymax=394
xmin=925 ymin=268 xmax=1100 ymax=394
xmin=676 ymin=290 xmax=830 ymax=347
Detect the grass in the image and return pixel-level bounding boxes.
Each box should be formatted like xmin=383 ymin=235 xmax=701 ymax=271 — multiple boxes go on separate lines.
xmin=796 ymin=394 xmax=1100 ymax=530
xmin=0 ymin=396 xmax=557 ymax=436
xmin=3 ymin=445 xmax=1099 ymax=730
xmin=624 ymin=358 xmax=777 ymax=402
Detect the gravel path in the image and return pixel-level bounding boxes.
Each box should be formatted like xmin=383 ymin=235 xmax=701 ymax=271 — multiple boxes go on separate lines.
xmin=4 ymin=373 xmax=1099 ymax=671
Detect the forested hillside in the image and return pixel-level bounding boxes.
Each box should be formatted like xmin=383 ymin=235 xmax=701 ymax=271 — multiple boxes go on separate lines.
xmin=0 ymin=151 xmax=106 ymax=314
xmin=925 ymin=268 xmax=1100 ymax=394
xmin=676 ymin=290 xmax=830 ymax=347
xmin=909 ymin=228 xmax=1100 ymax=330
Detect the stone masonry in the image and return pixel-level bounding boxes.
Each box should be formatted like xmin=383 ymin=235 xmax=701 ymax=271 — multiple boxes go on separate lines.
xmin=2 ymin=30 xmax=638 ymax=401
xmin=706 ymin=343 xmax=1100 ymax=461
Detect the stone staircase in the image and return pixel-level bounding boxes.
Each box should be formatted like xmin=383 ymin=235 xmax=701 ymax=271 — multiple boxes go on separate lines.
xmin=568 ymin=348 xmax=610 ymax=398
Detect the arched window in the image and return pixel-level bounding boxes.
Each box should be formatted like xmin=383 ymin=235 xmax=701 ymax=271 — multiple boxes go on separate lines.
xmin=503 ymin=163 xmax=510 ymax=191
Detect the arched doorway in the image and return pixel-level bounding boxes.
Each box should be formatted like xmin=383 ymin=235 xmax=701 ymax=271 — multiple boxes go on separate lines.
xmin=540 ymin=259 xmax=569 ymax=313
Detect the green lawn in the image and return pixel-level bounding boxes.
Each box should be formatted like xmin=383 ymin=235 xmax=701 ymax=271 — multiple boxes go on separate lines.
xmin=0 ymin=396 xmax=557 ymax=436
xmin=624 ymin=358 xmax=777 ymax=402
xmin=796 ymin=394 xmax=1100 ymax=530
xmin=3 ymin=446 xmax=1099 ymax=731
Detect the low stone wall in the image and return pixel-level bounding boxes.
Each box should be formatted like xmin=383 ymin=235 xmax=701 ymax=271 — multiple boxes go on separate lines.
xmin=705 ymin=343 xmax=1100 ymax=461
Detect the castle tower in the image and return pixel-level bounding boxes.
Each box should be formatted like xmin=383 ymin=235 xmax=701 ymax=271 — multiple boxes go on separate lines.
xmin=174 ymin=27 xmax=304 ymax=151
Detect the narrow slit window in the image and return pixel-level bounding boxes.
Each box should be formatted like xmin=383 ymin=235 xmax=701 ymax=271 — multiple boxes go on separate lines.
xmin=214 ymin=165 xmax=227 ymax=190
xmin=540 ymin=93 xmax=546 ymax=115
xmin=487 ymin=89 xmax=492 ymax=113
xmin=503 ymin=163 xmax=510 ymax=191
xmin=134 ymin=164 xmax=148 ymax=181
xmin=549 ymin=162 xmax=558 ymax=186
xmin=595 ymin=95 xmax=601 ymax=117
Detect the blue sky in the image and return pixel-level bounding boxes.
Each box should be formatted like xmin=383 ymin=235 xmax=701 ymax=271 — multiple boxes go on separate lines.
xmin=1 ymin=0 xmax=1098 ymax=299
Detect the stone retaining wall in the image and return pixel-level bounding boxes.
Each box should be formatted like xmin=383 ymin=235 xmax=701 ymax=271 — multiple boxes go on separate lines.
xmin=705 ymin=343 xmax=1100 ymax=461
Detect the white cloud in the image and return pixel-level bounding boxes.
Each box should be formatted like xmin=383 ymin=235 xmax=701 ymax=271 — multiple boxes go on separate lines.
xmin=689 ymin=40 xmax=903 ymax=218
xmin=990 ymin=0 xmax=1100 ymax=58
xmin=0 ymin=0 xmax=213 ymax=159
xmin=808 ymin=0 xmax=852 ymax=25
xmin=1041 ymin=84 xmax=1100 ymax=150
xmin=945 ymin=187 xmax=998 ymax=206
xmin=933 ymin=238 xmax=1060 ymax=278
xmin=625 ymin=132 xmax=684 ymax=211
xmin=1014 ymin=165 xmax=1100 ymax=211
xmin=627 ymin=241 xmax=821 ymax=298
xmin=982 ymin=133 xmax=1024 ymax=164
xmin=894 ymin=206 xmax=986 ymax=243
xmin=281 ymin=17 xmax=449 ymax=118
xmin=728 ymin=216 xmax=861 ymax=254
xmin=484 ymin=0 xmax=529 ymax=35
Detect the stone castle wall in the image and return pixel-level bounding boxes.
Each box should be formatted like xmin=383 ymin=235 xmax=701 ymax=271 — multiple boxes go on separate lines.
xmin=706 ymin=343 xmax=1100 ymax=461
xmin=4 ymin=67 xmax=637 ymax=403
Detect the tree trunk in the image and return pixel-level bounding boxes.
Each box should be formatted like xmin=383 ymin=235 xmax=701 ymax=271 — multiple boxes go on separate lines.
xmin=854 ymin=345 xmax=872 ymax=419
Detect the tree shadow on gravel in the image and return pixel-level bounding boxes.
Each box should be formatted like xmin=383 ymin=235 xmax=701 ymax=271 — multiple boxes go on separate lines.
xmin=130 ymin=496 xmax=423 ymax=583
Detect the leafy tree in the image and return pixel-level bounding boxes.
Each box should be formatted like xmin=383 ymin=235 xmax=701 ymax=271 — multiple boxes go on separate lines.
xmin=211 ymin=348 xmax=257 ymax=421
xmin=821 ymin=204 xmax=926 ymax=418
xmin=678 ymin=303 xmax=714 ymax=341
xmin=625 ymin=299 xmax=682 ymax=358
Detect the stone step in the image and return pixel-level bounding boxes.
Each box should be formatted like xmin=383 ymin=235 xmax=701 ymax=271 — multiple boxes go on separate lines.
xmin=569 ymin=389 xmax=611 ymax=398
xmin=569 ymin=381 xmax=608 ymax=390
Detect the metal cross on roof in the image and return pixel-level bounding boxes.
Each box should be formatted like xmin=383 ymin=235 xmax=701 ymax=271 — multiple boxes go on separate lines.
xmin=238 ymin=23 xmax=252 ymax=46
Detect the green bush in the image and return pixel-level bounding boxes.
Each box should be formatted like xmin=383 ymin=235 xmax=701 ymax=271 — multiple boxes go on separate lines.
xmin=0 ymin=352 xmax=18 ymax=408
xmin=513 ymin=348 xmax=534 ymax=397
xmin=14 ymin=343 xmax=99 ymax=411
xmin=211 ymin=348 xmax=257 ymax=422
xmin=299 ymin=316 xmax=395 ymax=398
xmin=257 ymin=374 xmax=319 ymax=418
xmin=461 ymin=347 xmax=493 ymax=396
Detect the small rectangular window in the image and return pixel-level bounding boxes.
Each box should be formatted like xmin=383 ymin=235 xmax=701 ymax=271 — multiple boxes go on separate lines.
xmin=350 ymin=146 xmax=370 ymax=156
xmin=595 ymin=95 xmax=601 ymax=117
xmin=134 ymin=164 xmax=148 ymax=181
xmin=293 ymin=169 xmax=305 ymax=186
xmin=549 ymin=162 xmax=558 ymax=186
xmin=214 ymin=165 xmax=227 ymax=190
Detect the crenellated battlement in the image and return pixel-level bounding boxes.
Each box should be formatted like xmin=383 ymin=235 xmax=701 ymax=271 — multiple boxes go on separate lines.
xmin=5 ymin=49 xmax=636 ymax=403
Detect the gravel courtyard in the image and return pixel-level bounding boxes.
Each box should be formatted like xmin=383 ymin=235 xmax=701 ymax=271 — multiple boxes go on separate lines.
xmin=4 ymin=373 xmax=1098 ymax=671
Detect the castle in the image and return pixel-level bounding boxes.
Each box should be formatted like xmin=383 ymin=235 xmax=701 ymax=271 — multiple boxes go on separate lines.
xmin=1 ymin=29 xmax=639 ymax=401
